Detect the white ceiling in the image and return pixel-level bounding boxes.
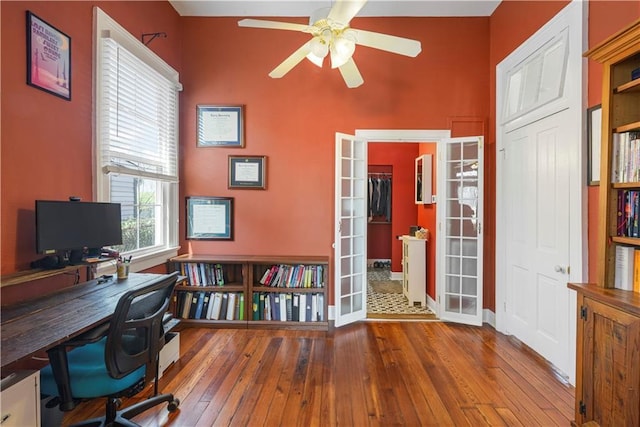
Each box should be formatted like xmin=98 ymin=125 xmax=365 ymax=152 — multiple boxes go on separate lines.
xmin=168 ymin=1 xmax=502 ymax=18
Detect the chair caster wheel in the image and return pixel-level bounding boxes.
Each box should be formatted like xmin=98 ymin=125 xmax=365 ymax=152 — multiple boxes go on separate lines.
xmin=167 ymin=398 xmax=180 ymax=412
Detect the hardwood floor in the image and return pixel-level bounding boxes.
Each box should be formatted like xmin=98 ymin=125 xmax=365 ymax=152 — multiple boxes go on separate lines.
xmin=60 ymin=322 xmax=575 ymax=426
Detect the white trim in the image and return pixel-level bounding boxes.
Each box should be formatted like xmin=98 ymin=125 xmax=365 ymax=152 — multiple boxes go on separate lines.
xmin=355 ymin=129 xmax=451 ymax=142
xmin=483 ymin=309 xmax=496 ymax=328
xmin=96 ymin=246 xmax=179 ymax=277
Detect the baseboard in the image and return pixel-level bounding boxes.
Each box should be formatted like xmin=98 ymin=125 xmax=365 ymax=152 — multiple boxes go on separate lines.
xmin=483 ymin=309 xmax=496 ymax=328
xmin=390 ymin=271 xmax=402 ymax=281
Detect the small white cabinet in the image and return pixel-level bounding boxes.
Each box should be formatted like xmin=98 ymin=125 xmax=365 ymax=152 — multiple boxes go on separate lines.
xmin=401 ymin=235 xmax=427 ymax=307
xmin=0 ymin=370 xmax=40 ymax=427
xmin=415 ymin=154 xmax=433 ymax=204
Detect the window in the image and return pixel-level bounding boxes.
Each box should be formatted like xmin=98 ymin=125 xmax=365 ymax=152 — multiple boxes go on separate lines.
xmin=94 ymin=8 xmax=181 ymax=270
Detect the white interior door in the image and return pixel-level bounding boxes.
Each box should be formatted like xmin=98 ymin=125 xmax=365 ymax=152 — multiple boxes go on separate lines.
xmin=503 ymin=110 xmax=571 ymax=372
xmin=334 ymin=132 xmax=368 ymax=327
xmin=437 ymin=136 xmax=484 ymax=326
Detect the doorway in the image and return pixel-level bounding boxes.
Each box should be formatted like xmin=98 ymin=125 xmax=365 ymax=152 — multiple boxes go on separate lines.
xmin=356 ymin=130 xmax=450 ymax=323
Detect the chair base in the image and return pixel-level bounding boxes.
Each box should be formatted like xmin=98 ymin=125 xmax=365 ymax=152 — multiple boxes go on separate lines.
xmin=70 ymin=392 xmax=180 ymax=427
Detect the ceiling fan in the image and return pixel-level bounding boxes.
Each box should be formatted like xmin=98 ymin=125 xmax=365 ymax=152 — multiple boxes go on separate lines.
xmin=238 ymin=0 xmax=422 ymax=88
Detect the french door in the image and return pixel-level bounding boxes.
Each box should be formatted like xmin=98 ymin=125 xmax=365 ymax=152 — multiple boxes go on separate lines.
xmin=437 ymin=136 xmax=484 ymax=326
xmin=334 ymin=133 xmax=368 ymax=327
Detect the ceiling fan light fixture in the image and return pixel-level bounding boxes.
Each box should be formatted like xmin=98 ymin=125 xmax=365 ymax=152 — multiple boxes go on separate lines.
xmin=306 ymin=52 xmax=325 ymax=67
xmin=330 ymin=32 xmax=356 ymax=69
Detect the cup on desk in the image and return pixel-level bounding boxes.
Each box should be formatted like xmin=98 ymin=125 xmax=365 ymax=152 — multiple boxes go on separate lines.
xmin=116 ymin=261 xmax=129 ymax=280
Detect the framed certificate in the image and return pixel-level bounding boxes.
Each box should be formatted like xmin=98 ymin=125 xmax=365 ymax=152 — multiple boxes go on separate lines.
xmin=196 ymin=105 xmax=244 ymax=147
xmin=228 ymin=155 xmax=266 ymax=189
xmin=186 ymin=197 xmax=234 ymax=240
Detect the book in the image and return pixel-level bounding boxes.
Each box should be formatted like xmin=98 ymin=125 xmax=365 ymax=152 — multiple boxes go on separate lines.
xmin=219 ymin=293 xmax=229 ymax=319
xmin=226 ymin=293 xmax=236 ymax=320
xmin=279 ymin=294 xmax=287 ymax=321
xmin=238 ymin=294 xmax=245 ymax=320
xmin=181 ymin=291 xmax=193 ymax=318
xmin=215 ymin=264 xmax=225 ymax=286
xmin=210 ymin=293 xmax=223 ymax=320
xmin=193 ymin=292 xmax=205 ymax=319
xmin=201 ymin=293 xmax=211 ymax=319
xmin=634 ymin=250 xmax=640 ymax=293
xmin=292 ymin=294 xmax=300 ymax=321
xmin=252 ymin=293 xmax=260 ymax=320
xmin=189 ymin=293 xmax=200 ymax=318
xmin=258 ymin=293 xmax=266 ymax=320
xmin=285 ymin=293 xmax=293 ymax=321
xmin=615 ymin=245 xmax=635 ymax=290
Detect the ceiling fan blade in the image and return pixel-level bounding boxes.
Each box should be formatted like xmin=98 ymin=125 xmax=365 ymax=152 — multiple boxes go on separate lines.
xmin=354 ymin=29 xmax=422 ymax=57
xmin=328 ymin=0 xmax=368 ymax=26
xmin=338 ymin=58 xmax=364 ymax=88
xmin=238 ymin=18 xmax=310 ymax=33
xmin=269 ymin=41 xmax=312 ymax=78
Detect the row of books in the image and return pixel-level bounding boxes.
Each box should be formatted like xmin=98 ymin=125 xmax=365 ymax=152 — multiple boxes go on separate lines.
xmin=616 ymin=190 xmax=640 ymax=237
xmin=611 ymin=131 xmax=640 ymax=183
xmin=614 ymin=246 xmax=640 ymax=292
xmin=176 ymin=291 xmax=245 ymax=320
xmin=252 ymin=292 xmax=325 ymax=322
xmin=179 ymin=263 xmax=226 ymax=286
xmin=258 ymin=264 xmax=325 ymax=288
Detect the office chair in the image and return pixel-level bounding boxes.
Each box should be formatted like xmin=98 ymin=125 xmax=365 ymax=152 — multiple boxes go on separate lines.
xmin=40 ymin=272 xmax=180 ymax=426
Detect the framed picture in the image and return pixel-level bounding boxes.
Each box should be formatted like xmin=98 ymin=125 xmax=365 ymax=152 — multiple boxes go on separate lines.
xmin=228 ymin=155 xmax=266 ymax=189
xmin=588 ymin=104 xmax=602 ymax=186
xmin=197 ymin=105 xmax=244 ymax=147
xmin=186 ymin=196 xmax=234 ymax=240
xmin=26 ymin=11 xmax=71 ymax=100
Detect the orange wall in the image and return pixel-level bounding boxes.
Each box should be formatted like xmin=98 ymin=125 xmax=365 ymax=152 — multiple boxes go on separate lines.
xmin=13 ymin=2 xmax=638 ymax=313
xmin=1 ymin=1 xmax=182 ymax=276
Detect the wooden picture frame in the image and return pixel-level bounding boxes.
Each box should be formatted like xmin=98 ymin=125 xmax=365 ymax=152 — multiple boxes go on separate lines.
xmin=587 ymin=104 xmax=602 ymax=186
xmin=26 ymin=11 xmax=71 ymax=100
xmin=196 ymin=105 xmax=244 ymax=147
xmin=186 ymin=196 xmax=234 ymax=240
xmin=228 ymin=155 xmax=266 ymax=189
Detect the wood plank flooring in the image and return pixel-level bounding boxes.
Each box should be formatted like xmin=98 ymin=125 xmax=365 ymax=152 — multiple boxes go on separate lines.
xmin=60 ymin=321 xmax=575 ymax=426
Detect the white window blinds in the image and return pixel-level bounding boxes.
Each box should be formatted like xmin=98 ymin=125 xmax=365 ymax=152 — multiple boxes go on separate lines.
xmin=99 ymin=37 xmax=179 ymax=182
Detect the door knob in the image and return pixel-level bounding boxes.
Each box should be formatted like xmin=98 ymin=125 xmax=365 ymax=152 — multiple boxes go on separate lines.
xmin=554 ymin=265 xmax=566 ymax=274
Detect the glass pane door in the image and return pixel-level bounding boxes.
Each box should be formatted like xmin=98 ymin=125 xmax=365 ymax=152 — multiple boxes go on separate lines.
xmin=437 ymin=136 xmax=483 ymax=325
xmin=334 ymin=133 xmax=367 ymax=327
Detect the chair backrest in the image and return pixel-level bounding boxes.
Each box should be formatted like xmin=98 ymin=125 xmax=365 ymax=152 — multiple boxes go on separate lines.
xmin=105 ymin=272 xmax=178 ymax=381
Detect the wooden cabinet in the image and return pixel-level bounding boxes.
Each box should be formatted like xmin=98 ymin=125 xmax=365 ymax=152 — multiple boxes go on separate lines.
xmin=569 ymin=19 xmax=640 ymax=427
xmin=169 ymin=255 xmax=328 ymax=331
xmin=401 ymin=236 xmax=426 ymax=307
xmin=569 ymin=283 xmax=640 ymax=426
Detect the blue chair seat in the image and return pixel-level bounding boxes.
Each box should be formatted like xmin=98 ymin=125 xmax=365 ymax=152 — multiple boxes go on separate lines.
xmin=40 ymin=337 xmax=145 ymax=399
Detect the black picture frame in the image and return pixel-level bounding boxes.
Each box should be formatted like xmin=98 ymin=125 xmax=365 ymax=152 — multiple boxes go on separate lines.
xmin=186 ymin=196 xmax=234 ymax=240
xmin=196 ymin=105 xmax=244 ymax=147
xmin=228 ymin=155 xmax=266 ymax=189
xmin=587 ymin=104 xmax=602 ymax=186
xmin=26 ymin=11 xmax=71 ymax=100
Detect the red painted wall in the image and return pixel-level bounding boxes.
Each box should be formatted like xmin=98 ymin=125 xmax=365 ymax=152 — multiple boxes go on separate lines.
xmin=1 ymin=1 xmax=181 ymax=277
xmin=10 ymin=2 xmax=635 ymax=313
xmin=368 ymin=143 xmax=418 ymax=271
xmin=416 ymin=144 xmax=438 ymax=298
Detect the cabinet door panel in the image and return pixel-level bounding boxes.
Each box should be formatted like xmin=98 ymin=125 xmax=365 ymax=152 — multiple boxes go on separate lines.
xmin=583 ymin=297 xmax=640 ymax=426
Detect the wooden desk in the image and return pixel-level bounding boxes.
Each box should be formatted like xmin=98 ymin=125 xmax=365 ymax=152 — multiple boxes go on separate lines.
xmin=1 ymin=273 xmax=165 ymax=373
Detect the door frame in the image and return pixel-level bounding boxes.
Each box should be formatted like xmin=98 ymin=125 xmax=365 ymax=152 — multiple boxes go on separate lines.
xmin=495 ymin=0 xmax=586 ymax=383
xmin=330 ymin=129 xmax=451 ymax=322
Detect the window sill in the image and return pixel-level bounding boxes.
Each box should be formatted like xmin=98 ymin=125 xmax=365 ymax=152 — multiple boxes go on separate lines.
xmin=96 ymin=246 xmax=179 ymax=276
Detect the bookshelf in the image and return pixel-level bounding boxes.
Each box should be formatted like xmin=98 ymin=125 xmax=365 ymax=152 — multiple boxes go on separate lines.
xmin=567 ymin=19 xmax=640 ymax=427
xmin=169 ymin=254 xmax=329 ymax=331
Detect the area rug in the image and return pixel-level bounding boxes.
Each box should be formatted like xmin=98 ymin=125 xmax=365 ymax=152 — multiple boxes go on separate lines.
xmin=370 ymin=280 xmax=402 ymax=294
